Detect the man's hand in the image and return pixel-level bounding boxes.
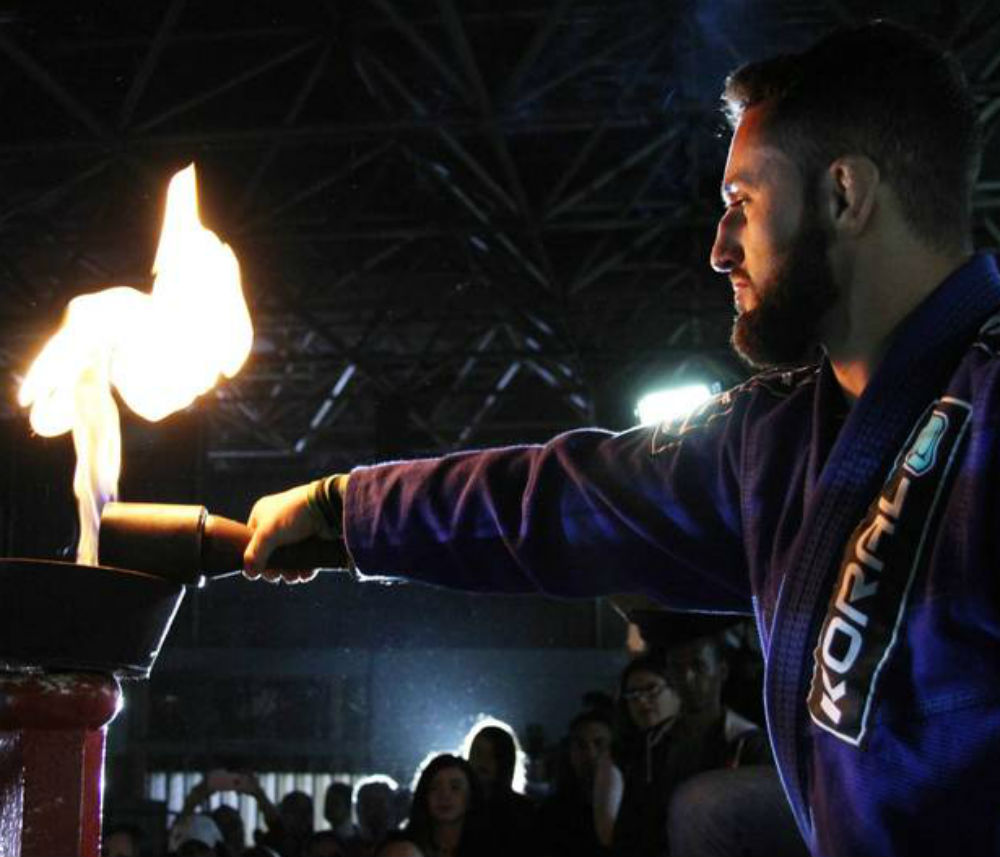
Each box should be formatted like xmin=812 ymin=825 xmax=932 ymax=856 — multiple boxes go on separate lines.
xmin=244 ymin=483 xmax=324 ymax=582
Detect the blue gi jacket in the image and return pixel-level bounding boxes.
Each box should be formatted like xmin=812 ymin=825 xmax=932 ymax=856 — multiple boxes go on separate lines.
xmin=344 ymin=253 xmax=1000 ymax=856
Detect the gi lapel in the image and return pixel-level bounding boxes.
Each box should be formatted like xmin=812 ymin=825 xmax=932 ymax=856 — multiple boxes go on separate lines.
xmin=762 ymin=253 xmax=1000 ymax=838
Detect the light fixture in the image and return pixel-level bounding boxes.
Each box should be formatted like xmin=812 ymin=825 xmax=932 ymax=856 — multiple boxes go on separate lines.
xmin=636 ymin=383 xmax=714 ymax=425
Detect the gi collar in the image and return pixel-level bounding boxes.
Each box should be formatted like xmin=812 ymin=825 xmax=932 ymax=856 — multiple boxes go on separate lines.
xmin=762 ymin=252 xmax=1000 ymax=845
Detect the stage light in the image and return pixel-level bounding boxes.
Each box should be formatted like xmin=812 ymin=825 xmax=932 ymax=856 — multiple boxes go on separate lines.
xmin=636 ymin=384 xmax=713 ymax=425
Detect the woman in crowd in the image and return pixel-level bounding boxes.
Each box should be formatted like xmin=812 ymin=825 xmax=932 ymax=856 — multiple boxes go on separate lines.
xmin=606 ymin=651 xmax=684 ymax=856
xmin=403 ymin=754 xmax=491 ymax=857
xmin=466 ymin=724 xmax=538 ymax=854
xmin=537 ymin=708 xmax=616 ymax=857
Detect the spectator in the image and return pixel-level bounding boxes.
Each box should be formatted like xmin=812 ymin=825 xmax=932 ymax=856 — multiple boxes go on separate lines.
xmin=355 ymin=778 xmax=399 ymax=855
xmin=212 ymin=805 xmax=247 ymax=857
xmin=611 ymin=613 xmax=806 ymax=855
xmin=537 ymin=709 xmax=614 ymax=857
xmin=324 ymin=782 xmax=359 ymax=843
xmin=404 ymin=754 xmax=492 ymax=857
xmin=656 ymin=617 xmax=771 ymax=767
xmin=167 ymin=813 xmax=226 ymax=856
xmin=103 ymin=822 xmax=146 ymax=857
xmin=608 ymin=652 xmax=682 ymax=856
xmin=654 ymin=616 xmax=805 ymax=856
xmin=466 ymin=723 xmax=538 ymax=854
xmin=245 ymin=782 xmax=314 ymax=857
xmin=172 ymin=769 xmax=253 ymax=856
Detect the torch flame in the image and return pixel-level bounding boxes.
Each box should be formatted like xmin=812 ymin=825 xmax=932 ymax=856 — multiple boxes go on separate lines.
xmin=18 ymin=164 xmax=252 ymax=565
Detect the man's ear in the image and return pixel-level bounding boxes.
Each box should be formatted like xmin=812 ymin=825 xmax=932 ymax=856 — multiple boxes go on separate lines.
xmin=824 ymin=155 xmax=880 ymax=236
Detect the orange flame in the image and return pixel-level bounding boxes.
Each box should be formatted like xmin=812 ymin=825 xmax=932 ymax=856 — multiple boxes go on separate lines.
xmin=18 ymin=164 xmax=252 ymax=565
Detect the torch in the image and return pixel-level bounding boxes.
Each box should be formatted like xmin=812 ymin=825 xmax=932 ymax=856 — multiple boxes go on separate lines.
xmin=1 ymin=164 xmax=258 ymax=857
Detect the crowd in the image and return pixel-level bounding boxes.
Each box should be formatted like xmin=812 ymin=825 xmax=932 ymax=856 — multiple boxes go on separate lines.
xmin=104 ymin=615 xmax=806 ymax=857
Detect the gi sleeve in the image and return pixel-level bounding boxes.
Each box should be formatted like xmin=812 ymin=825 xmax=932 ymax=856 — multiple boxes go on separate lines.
xmin=344 ymin=393 xmax=752 ymax=612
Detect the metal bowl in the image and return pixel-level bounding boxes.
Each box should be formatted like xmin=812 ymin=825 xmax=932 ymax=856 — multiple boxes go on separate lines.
xmin=0 ymin=558 xmax=185 ymax=678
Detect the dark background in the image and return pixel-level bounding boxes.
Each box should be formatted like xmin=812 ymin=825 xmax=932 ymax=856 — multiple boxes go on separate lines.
xmin=0 ymin=0 xmax=997 ymax=799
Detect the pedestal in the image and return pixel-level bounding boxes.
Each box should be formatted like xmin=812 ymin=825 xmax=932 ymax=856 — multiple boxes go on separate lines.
xmin=0 ymin=672 xmax=122 ymax=857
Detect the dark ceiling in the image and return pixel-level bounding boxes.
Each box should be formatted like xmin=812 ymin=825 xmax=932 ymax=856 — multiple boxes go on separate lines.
xmin=2 ymin=0 xmax=1000 ymax=477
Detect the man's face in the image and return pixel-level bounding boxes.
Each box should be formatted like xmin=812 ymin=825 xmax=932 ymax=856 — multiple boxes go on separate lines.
xmin=568 ymin=720 xmax=612 ymax=784
xmin=710 ymin=104 xmax=839 ymax=368
xmin=665 ymin=638 xmax=727 ymax=715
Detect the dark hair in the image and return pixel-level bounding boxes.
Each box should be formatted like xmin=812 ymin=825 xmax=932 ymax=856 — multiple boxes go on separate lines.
xmin=470 ymin=725 xmax=517 ymax=792
xmin=405 ymin=755 xmax=485 ymax=856
xmin=554 ymin=708 xmax=617 ymax=794
xmin=722 ymin=20 xmax=980 ymax=252
xmin=619 ymin=651 xmax=670 ymax=693
xmin=326 ymin=782 xmax=353 ymax=800
xmin=568 ymin=707 xmax=614 ymax=737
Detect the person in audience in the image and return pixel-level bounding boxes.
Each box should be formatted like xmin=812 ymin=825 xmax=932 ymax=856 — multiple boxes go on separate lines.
xmin=611 ymin=613 xmax=806 ymax=855
xmin=606 ymin=651 xmax=682 ymax=856
xmin=355 ymin=778 xmax=400 ymax=855
xmin=172 ymin=769 xmax=254 ymax=855
xmin=324 ymin=782 xmax=359 ymax=844
xmin=466 ymin=723 xmax=538 ymax=853
xmin=655 ymin=618 xmax=805 ymax=856
xmin=103 ymin=822 xmax=147 ymax=857
xmin=167 ymin=813 xmax=226 ymax=856
xmin=244 ymin=780 xmax=314 ymax=857
xmin=537 ymin=709 xmax=615 ymax=857
xmin=211 ymin=805 xmax=247 ymax=857
xmin=403 ymin=754 xmax=492 ymax=857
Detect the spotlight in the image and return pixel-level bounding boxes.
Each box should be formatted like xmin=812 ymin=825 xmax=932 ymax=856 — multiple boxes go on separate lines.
xmin=636 ymin=384 xmax=713 ymax=425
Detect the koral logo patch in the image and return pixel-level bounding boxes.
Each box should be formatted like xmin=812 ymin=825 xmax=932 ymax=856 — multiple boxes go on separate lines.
xmin=807 ymin=398 xmax=972 ymax=747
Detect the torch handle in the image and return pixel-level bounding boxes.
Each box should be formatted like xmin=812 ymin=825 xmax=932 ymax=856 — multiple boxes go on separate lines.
xmin=99 ymin=502 xmax=349 ymax=584
xmin=202 ymin=513 xmax=349 ymax=577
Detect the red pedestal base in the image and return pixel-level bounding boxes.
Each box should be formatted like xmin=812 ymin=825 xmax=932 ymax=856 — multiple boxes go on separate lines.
xmin=0 ymin=672 xmax=122 ymax=857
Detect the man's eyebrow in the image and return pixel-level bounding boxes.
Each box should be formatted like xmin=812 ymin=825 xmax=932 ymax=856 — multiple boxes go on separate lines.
xmin=721 ymin=172 xmax=757 ymax=201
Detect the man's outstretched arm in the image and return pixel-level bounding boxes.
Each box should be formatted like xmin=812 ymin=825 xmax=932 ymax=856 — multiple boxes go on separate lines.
xmin=245 ymin=416 xmax=752 ymax=610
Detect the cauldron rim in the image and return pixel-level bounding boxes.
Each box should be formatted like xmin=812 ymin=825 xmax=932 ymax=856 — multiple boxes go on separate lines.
xmin=0 ymin=557 xmax=185 ymax=678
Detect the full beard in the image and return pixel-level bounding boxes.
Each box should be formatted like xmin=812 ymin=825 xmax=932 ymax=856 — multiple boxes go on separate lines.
xmin=730 ymin=214 xmax=838 ymax=369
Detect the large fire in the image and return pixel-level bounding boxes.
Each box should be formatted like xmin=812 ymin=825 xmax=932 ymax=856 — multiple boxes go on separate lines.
xmin=18 ymin=164 xmax=253 ymax=565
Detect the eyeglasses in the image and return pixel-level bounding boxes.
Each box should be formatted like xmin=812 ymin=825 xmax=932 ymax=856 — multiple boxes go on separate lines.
xmin=622 ymin=681 xmax=668 ymax=702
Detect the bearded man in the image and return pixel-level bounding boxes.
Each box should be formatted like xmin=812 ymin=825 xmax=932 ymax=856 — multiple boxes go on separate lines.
xmin=243 ymin=21 xmax=1000 ymax=857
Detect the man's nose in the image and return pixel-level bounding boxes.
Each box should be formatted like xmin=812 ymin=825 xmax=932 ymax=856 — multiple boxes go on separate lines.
xmin=710 ymin=212 xmax=743 ymax=273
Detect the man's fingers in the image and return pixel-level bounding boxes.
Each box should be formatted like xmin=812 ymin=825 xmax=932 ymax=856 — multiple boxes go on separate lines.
xmin=244 ymin=527 xmax=319 ymax=584
xmin=243 ymin=528 xmax=272 ymax=578
xmin=243 ymin=483 xmax=325 ymax=583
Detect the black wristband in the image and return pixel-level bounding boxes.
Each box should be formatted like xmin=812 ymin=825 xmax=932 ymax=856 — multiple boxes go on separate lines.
xmin=307 ymin=474 xmax=346 ymax=537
